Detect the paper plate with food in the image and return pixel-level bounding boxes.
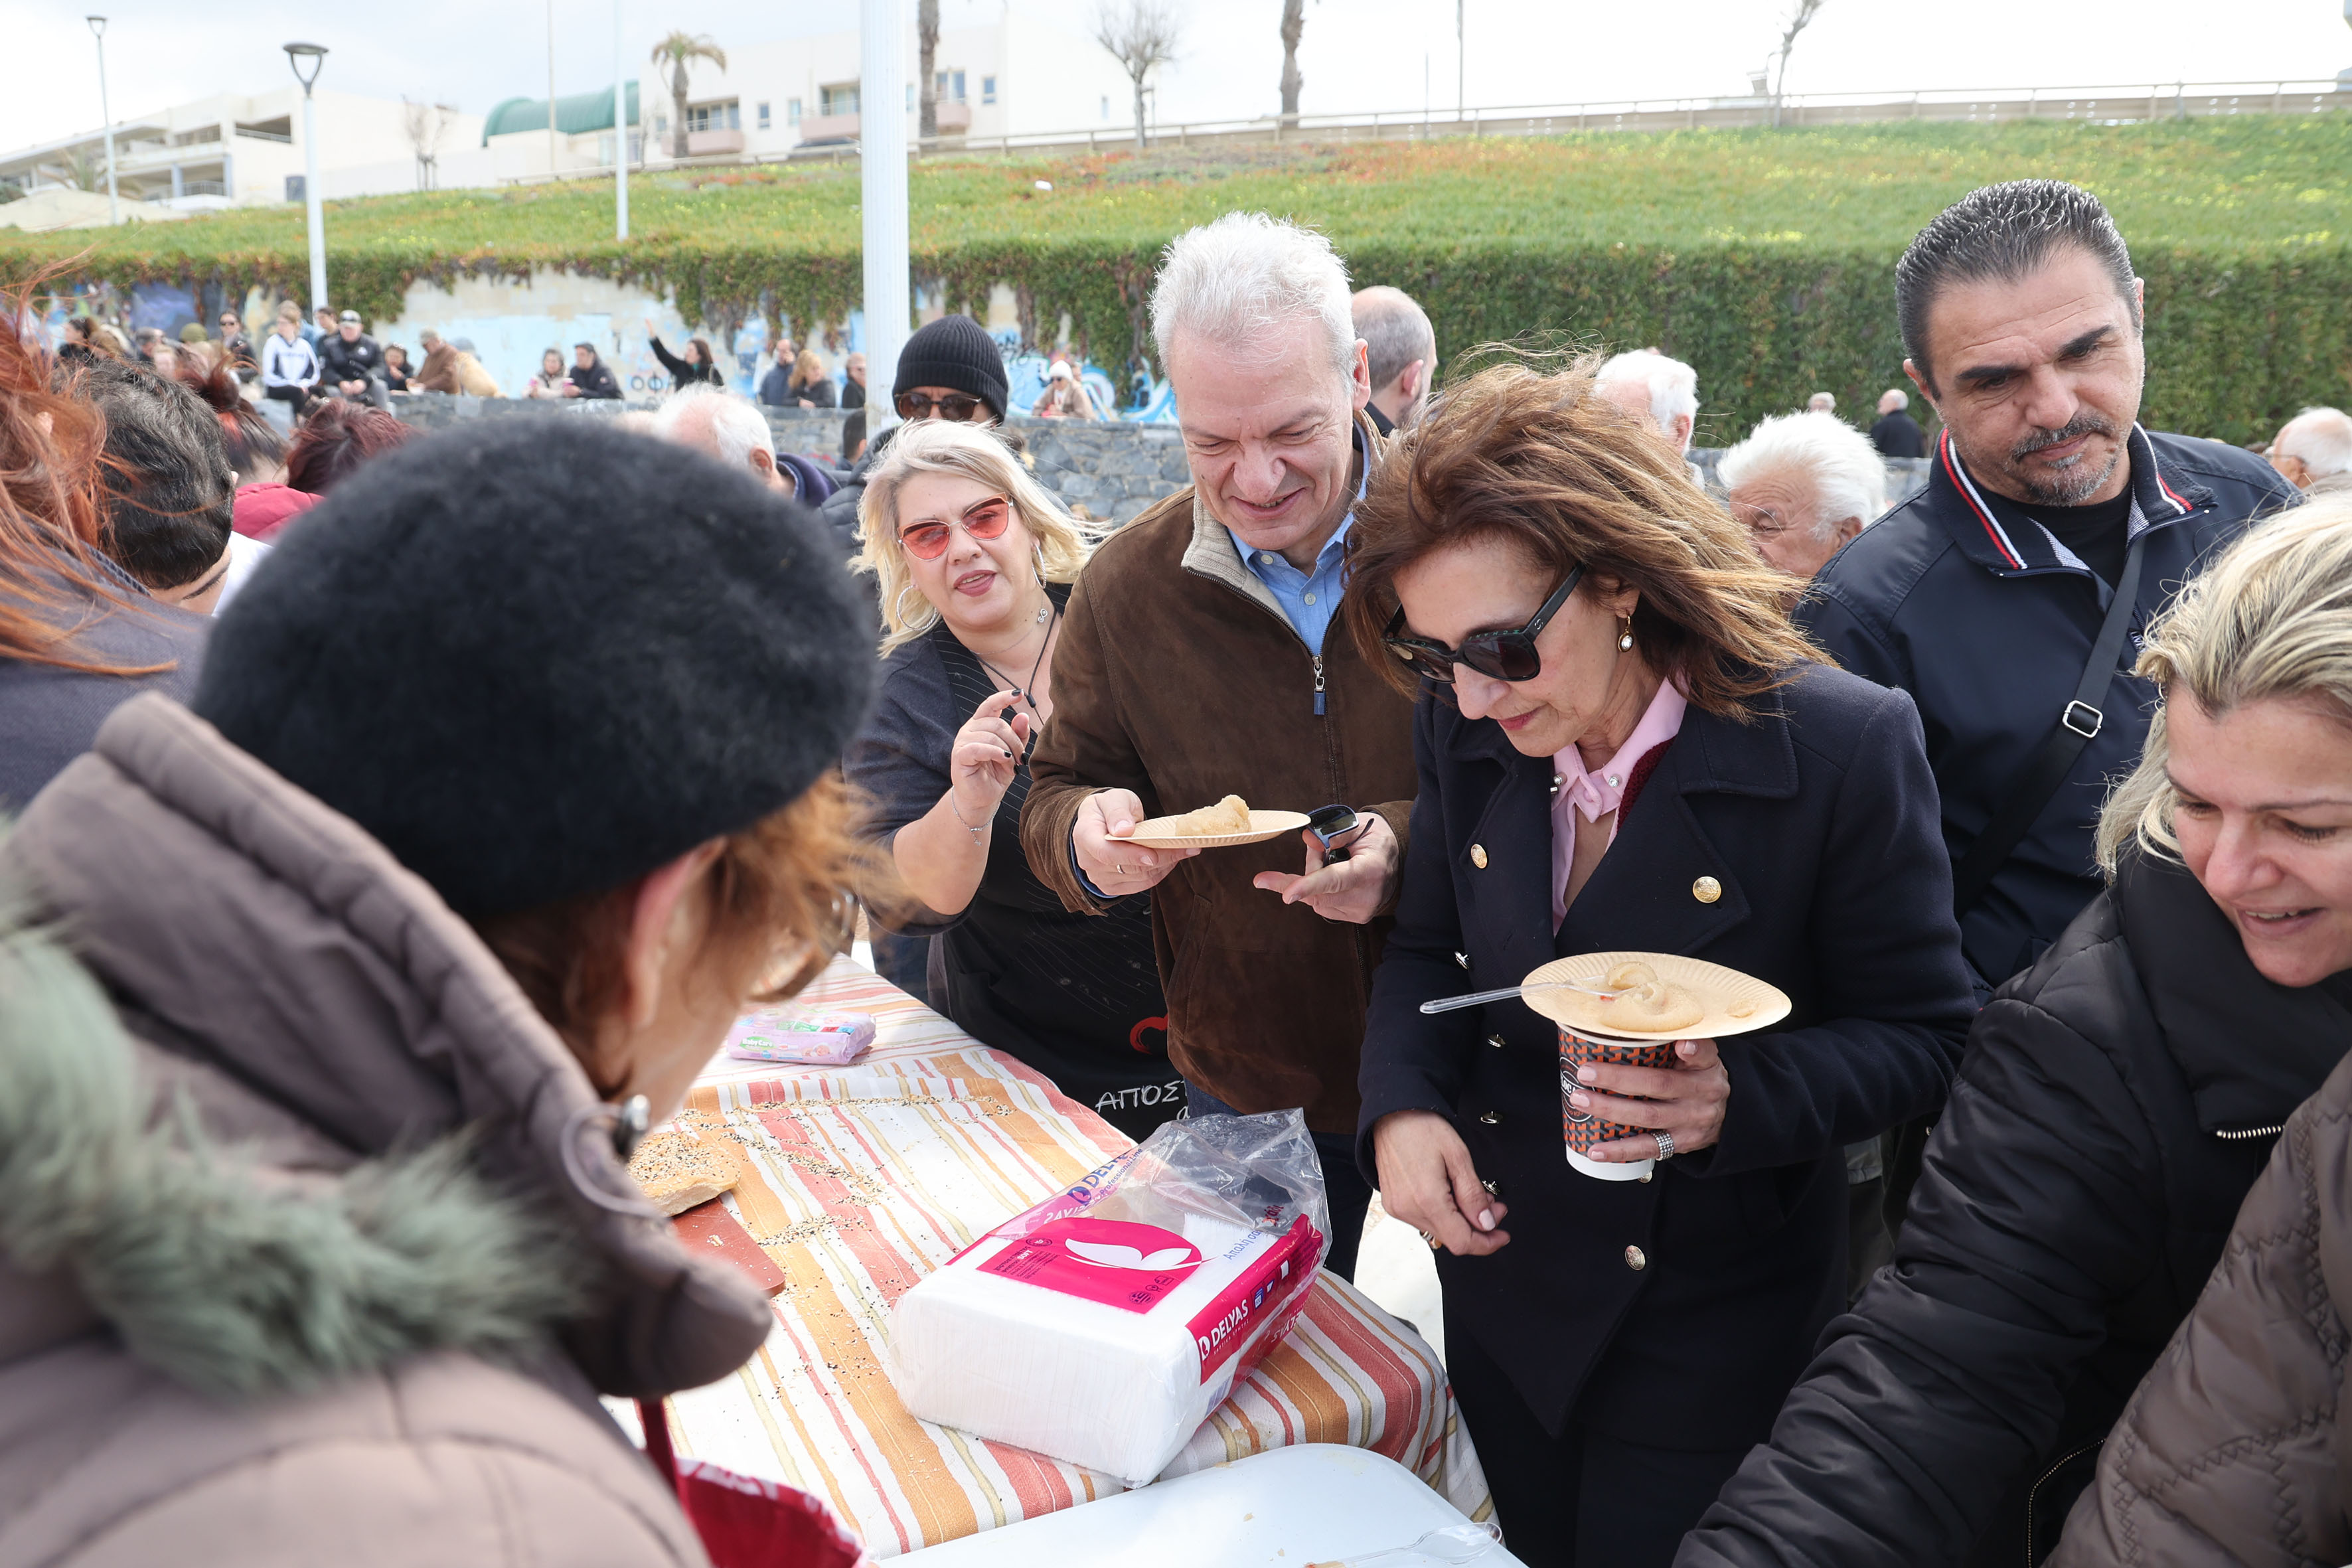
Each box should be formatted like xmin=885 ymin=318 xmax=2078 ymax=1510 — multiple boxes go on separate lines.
xmin=1518 ymin=951 xmax=1792 ymax=1042
xmin=1108 ymin=794 xmax=1311 ymax=850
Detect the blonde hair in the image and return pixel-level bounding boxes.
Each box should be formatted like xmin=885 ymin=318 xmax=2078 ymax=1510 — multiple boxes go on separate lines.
xmin=792 ymin=347 xmax=826 ymax=386
xmin=2096 ymin=497 xmax=2352 ymax=873
xmin=853 ymin=420 xmax=1099 ymax=654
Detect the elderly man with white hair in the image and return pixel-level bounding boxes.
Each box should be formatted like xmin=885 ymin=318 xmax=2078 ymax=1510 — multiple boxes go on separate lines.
xmin=1595 ymin=348 xmax=1699 ymax=459
xmin=1021 ymin=212 xmax=1417 ymax=1281
xmin=1719 ymin=410 xmax=1889 ymax=579
xmin=1870 ymin=387 xmax=1926 ymax=457
xmin=2268 ymin=405 xmax=2352 ymax=496
xmin=649 ymin=385 xmax=837 ymax=508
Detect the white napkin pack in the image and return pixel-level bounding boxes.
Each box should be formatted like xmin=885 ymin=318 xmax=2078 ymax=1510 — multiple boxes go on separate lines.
xmin=888 ymin=1112 xmax=1329 ymax=1485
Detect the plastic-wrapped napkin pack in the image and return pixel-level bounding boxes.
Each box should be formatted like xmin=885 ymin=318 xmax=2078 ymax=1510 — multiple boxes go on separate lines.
xmin=888 ymin=1111 xmax=1330 ymax=1485
xmin=724 ymin=1004 xmax=876 ymax=1066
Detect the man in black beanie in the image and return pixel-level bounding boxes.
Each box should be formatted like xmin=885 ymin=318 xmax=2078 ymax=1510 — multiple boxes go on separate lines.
xmin=890 ymin=313 xmax=1008 ymax=427
xmin=819 ymin=313 xmax=1009 ymax=550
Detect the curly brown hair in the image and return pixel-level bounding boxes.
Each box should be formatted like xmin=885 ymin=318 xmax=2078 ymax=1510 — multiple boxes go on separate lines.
xmin=1342 ymin=357 xmax=1821 ymax=719
xmin=469 ymin=773 xmax=882 ymax=1079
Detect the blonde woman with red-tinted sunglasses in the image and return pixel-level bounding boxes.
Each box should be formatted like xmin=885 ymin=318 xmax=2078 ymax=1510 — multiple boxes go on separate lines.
xmin=846 ymin=420 xmax=1186 ymax=1138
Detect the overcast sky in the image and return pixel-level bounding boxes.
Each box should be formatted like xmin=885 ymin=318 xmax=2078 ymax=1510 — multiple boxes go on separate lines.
xmin=7 ymin=0 xmax=2347 ymax=151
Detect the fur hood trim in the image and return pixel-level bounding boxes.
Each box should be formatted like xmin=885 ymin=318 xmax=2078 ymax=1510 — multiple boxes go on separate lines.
xmin=0 ymin=909 xmax=582 ymax=1397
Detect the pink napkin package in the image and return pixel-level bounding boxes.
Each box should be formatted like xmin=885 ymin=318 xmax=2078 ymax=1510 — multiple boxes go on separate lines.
xmin=725 ymin=1006 xmax=877 ymax=1066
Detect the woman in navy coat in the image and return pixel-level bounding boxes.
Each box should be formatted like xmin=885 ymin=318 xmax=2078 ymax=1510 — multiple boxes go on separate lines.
xmin=1340 ymin=363 xmax=1976 ymax=1568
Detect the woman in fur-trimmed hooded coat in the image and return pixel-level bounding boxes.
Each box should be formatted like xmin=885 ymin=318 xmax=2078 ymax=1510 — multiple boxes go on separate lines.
xmin=0 ymin=408 xmax=882 ymax=1566
xmin=0 ymin=704 xmax=745 ymax=1567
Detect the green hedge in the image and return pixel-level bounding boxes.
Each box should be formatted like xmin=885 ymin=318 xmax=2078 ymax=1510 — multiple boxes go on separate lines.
xmin=9 ymin=119 xmax=2347 ymax=443
xmin=1352 ymin=241 xmax=2352 ymax=447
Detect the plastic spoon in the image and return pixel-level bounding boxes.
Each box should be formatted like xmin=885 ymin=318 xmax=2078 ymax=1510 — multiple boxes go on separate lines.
xmin=1419 ymin=979 xmax=1620 ymax=1015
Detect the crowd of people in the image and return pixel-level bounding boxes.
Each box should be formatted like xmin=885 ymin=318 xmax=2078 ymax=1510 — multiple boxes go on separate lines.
xmin=3 ymin=173 xmax=2350 ymax=1568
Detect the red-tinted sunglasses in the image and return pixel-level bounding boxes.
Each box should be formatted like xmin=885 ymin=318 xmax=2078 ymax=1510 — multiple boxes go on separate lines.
xmin=899 ymin=496 xmax=1012 ymax=560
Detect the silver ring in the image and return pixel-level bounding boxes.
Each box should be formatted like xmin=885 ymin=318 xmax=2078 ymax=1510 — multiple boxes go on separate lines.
xmin=1654 ymin=1131 xmax=1676 ymax=1162
xmin=1115 ymin=864 xmax=1127 ymax=876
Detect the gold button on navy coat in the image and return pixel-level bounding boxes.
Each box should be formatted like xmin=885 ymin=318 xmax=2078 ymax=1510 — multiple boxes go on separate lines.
xmin=1355 ymin=665 xmax=1975 ymax=1456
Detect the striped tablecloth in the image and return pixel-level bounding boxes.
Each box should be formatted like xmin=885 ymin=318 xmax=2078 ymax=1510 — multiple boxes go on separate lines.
xmin=619 ymin=957 xmax=1491 ymax=1559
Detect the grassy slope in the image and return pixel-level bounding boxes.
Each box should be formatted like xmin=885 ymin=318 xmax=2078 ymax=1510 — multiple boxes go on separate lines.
xmin=7 ymin=118 xmax=2345 ymax=438
xmin=6 ymin=116 xmax=2345 ymax=266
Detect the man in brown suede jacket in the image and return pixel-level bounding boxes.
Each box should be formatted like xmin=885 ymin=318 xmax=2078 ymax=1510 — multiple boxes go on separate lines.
xmin=1022 ymin=212 xmax=1418 ymax=1279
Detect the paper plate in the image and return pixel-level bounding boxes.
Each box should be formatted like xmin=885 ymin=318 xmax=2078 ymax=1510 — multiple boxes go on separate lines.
xmin=1520 ymin=951 xmax=1792 ymax=1041
xmin=1108 ymin=809 xmax=1312 ymax=850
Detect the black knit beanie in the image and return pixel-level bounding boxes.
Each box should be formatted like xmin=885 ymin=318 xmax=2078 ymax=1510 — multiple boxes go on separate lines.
xmin=894 ymin=313 xmax=1009 ymax=422
xmin=192 ymin=418 xmax=874 ymax=917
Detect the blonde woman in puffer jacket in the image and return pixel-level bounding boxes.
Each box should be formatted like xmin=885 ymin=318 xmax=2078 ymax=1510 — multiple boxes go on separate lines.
xmin=2051 ymin=501 xmax=2352 ymax=1568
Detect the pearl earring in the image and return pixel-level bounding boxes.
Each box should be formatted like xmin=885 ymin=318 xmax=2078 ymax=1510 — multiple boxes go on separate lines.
xmin=1617 ymin=617 xmax=1634 ymax=653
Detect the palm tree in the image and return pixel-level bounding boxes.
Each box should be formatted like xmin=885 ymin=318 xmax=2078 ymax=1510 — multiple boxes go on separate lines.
xmin=60 ymin=148 xmax=109 ymax=194
xmin=1279 ymin=0 xmax=1307 ymax=124
xmin=649 ymin=31 xmax=727 ymax=161
xmin=919 ymin=0 xmax=940 ymax=141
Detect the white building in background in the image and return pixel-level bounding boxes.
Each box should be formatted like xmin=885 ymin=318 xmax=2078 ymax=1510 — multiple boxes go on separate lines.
xmin=0 ymin=87 xmax=490 ymax=210
xmin=482 ymin=13 xmax=1138 ymax=177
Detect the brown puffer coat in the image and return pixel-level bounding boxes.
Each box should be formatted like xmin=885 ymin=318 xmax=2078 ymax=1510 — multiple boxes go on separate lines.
xmin=2052 ymin=1023 xmax=2352 ymax=1568
xmin=0 ymin=695 xmax=774 ymax=1567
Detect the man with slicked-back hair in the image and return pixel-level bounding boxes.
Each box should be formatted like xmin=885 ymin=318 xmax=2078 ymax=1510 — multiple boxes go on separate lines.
xmin=1790 ymin=180 xmax=2295 ymax=998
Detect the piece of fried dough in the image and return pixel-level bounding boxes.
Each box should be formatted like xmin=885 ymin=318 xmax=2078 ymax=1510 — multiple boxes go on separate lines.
xmin=1574 ymin=960 xmax=1706 ymax=1034
xmin=627 ymin=1129 xmax=740 ymax=1215
xmin=1142 ymin=793 xmax=1252 ymax=836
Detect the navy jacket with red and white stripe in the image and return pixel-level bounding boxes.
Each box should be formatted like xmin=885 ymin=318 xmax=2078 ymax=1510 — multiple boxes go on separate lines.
xmin=1796 ymin=424 xmax=2296 ymax=990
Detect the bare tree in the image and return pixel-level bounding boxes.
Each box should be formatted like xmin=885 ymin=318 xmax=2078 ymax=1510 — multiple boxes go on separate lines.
xmin=402 ymin=98 xmax=455 ymax=192
xmin=649 ymin=31 xmax=728 ymax=161
xmin=1279 ymin=0 xmax=1306 ymax=123
xmin=1768 ymin=0 xmax=1825 ymax=128
xmin=1093 ymin=0 xmax=1180 ymax=155
xmin=919 ymin=0 xmax=940 ymax=141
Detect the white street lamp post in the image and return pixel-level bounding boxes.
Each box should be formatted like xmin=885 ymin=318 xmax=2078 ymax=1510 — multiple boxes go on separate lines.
xmin=285 ymin=42 xmax=330 ymax=313
xmin=860 ymin=0 xmax=910 ymax=433
xmin=86 ymin=17 xmax=118 ymax=225
xmin=614 ymin=0 xmax=629 ymax=240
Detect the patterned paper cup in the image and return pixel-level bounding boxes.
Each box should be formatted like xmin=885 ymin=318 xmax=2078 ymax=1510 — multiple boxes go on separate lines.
xmin=1559 ymin=1026 xmax=1678 ymax=1182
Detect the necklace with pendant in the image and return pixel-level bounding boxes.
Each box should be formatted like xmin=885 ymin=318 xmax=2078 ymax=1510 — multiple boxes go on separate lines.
xmin=975 ymin=597 xmax=1060 ymax=757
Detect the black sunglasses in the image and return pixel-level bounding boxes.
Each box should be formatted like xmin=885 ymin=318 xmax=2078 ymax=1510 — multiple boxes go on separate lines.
xmin=896 ymin=390 xmax=986 ymax=422
xmin=1381 ymin=562 xmax=1588 ymax=684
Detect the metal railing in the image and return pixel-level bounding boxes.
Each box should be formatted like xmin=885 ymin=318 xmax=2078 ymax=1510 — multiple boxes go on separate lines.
xmin=495 ymin=77 xmax=2351 ymax=185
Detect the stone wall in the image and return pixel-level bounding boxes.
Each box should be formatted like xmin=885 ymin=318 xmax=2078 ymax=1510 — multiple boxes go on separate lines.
xmin=388 ymin=394 xmax=1929 ymax=517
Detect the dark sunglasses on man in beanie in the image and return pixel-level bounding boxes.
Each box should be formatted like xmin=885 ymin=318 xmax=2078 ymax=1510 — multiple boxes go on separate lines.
xmin=895 ymin=390 xmax=989 ymax=423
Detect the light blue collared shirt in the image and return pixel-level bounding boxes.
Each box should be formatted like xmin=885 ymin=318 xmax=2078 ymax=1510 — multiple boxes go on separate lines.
xmin=1229 ymin=516 xmax=1354 ymax=656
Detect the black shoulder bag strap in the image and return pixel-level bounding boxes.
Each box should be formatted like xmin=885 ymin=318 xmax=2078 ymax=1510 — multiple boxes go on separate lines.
xmin=1950 ymin=532 xmax=2148 ymax=921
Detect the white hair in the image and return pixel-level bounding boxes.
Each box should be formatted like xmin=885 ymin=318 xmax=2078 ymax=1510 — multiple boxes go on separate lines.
xmin=1150 ymin=211 xmax=1356 ymax=382
xmin=2278 ymin=406 xmax=2352 ymax=479
xmin=1806 ymin=392 xmax=1836 ymax=414
xmin=1879 ymin=388 xmax=1910 ymax=411
xmin=1719 ymin=411 xmax=1889 ymax=537
xmin=649 ymin=385 xmax=774 ymax=469
xmin=1595 ymin=349 xmax=1699 ymax=431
